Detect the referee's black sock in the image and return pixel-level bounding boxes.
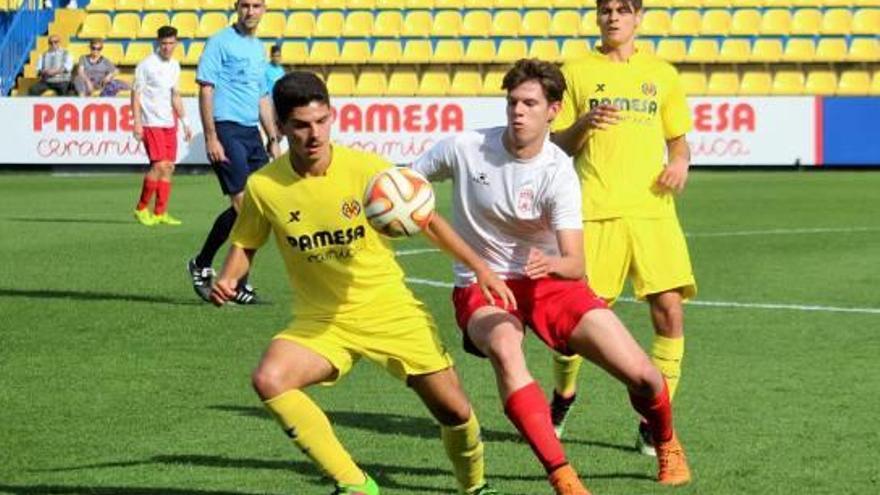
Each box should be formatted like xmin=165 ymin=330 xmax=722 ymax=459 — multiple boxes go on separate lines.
xmin=195 ymin=206 xmax=237 ymax=268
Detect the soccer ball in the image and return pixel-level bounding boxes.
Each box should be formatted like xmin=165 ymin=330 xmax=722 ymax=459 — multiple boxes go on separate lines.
xmin=363 ymin=167 xmax=436 ymax=238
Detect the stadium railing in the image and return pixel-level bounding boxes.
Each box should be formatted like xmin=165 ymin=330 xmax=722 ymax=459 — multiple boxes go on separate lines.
xmin=0 ymin=0 xmax=52 ymax=95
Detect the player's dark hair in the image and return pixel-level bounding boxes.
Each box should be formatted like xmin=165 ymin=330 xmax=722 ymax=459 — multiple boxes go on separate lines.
xmin=270 ymin=44 xmax=281 ymax=55
xmin=157 ymin=25 xmax=178 ymax=40
xmin=273 ymin=71 xmax=330 ymax=121
xmin=596 ymin=0 xmax=642 ymax=10
xmin=502 ymin=58 xmax=567 ymax=104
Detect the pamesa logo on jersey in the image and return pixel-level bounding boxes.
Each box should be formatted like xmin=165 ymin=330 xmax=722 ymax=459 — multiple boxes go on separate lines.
xmin=589 ymin=96 xmax=658 ymax=115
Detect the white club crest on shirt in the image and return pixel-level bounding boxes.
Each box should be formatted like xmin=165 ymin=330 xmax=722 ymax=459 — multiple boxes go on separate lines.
xmin=517 ymin=184 xmax=536 ymax=214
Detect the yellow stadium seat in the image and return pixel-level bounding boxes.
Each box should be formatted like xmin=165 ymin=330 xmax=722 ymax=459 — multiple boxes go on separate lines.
xmin=288 ymin=0 xmax=317 ymax=8
xmin=417 ymin=69 xmax=451 ymax=96
xmin=433 ymin=40 xmax=465 ymax=63
xmin=179 ymin=70 xmax=198 ymax=96
xmin=643 ymin=0 xmax=671 ymax=7
xmin=371 ymin=40 xmax=402 ymax=63
xmin=197 ymin=13 xmax=229 ymax=38
xmin=314 ymin=12 xmax=344 ymax=38
xmin=326 ymin=69 xmax=356 ymax=96
xmin=309 ymin=41 xmax=340 ymax=64
xmin=143 ymin=0 xmax=171 ymax=9
xmin=821 ymin=8 xmax=852 ymax=35
xmin=718 ymin=38 xmax=751 ymax=63
xmin=171 ymin=13 xmax=198 ymax=38
xmin=552 ymin=0 xmax=584 ymax=7
xmin=680 ymin=71 xmax=707 ymax=95
xmin=687 ymin=39 xmax=719 ymax=63
xmin=355 ymin=68 xmax=387 ymax=96
xmin=837 ymin=70 xmax=870 ymax=95
xmin=773 ymin=70 xmax=805 ymax=95
xmin=492 ymin=11 xmax=521 ymax=37
xmin=347 ymin=0 xmax=375 ymax=8
xmin=871 ymin=71 xmax=880 ymax=95
xmin=701 ymin=9 xmax=731 ymax=35
xmin=317 ymin=0 xmax=346 ymax=8
xmin=521 ymin=10 xmax=551 ymax=37
xmin=496 ymin=0 xmax=525 ymax=7
xmin=849 ymin=38 xmax=880 ymax=61
xmin=730 ymin=9 xmax=761 ymax=36
xmin=373 ymin=11 xmax=403 ymax=37
xmin=400 ymin=39 xmax=433 ymax=63
xmin=376 ymin=0 xmax=405 ymax=7
xmin=463 ymin=39 xmax=496 ymax=63
xmin=280 ymin=41 xmax=307 ymax=64
xmin=432 ymin=11 xmax=463 ymax=37
xmin=656 ymin=39 xmax=686 ymax=63
xmin=449 ymin=69 xmax=483 ymax=96
xmin=257 ymin=12 xmax=286 ymax=38
xmin=405 ymin=0 xmax=433 ymax=7
xmin=402 ymin=11 xmax=432 ymax=37
xmin=101 ymin=42 xmax=124 ymax=64
xmin=482 ymin=69 xmax=506 ymax=96
xmin=339 ymin=40 xmax=370 ymax=63
xmin=387 ymin=67 xmax=419 ymax=96
xmin=739 ymin=71 xmax=772 ymax=95
xmin=639 ymin=10 xmax=671 ymax=36
xmin=343 ymin=12 xmax=373 ymax=37
xmin=672 ymin=0 xmax=702 ymax=6
xmin=751 ymin=38 xmax=783 ymax=62
xmin=464 ymin=0 xmax=492 ymax=7
xmin=67 ymin=43 xmax=89 ymax=62
xmin=702 ymin=0 xmax=730 ymax=8
xmin=79 ymin=14 xmax=112 ymax=39
xmin=550 ymin=10 xmax=580 ymax=36
xmin=706 ymin=71 xmax=739 ymax=95
xmin=496 ymin=39 xmax=528 ymax=63
xmin=560 ymin=38 xmax=589 ymax=60
xmin=123 ymin=42 xmax=153 ymax=66
xmin=462 ymin=10 xmax=493 ymax=37
xmin=529 ymin=39 xmax=560 ymax=61
xmin=791 ymin=9 xmax=821 ymax=35
xmin=852 ymin=9 xmax=880 ymax=35
xmin=856 ymin=0 xmax=880 ymax=6
xmin=116 ymin=0 xmax=143 ymax=10
xmin=172 ymin=0 xmax=199 ymax=9
xmin=436 ymin=0 xmax=464 ymax=7
xmin=200 ymin=0 xmax=230 ymax=10
xmin=814 ymin=38 xmax=848 ymax=62
xmin=761 ymin=9 xmax=791 ymax=35
xmin=265 ymin=0 xmax=286 ymax=10
xmin=782 ymin=38 xmax=815 ymax=62
xmin=138 ymin=13 xmax=170 ymax=39
xmin=86 ymin=0 xmax=115 ymax=10
xmin=670 ymin=10 xmax=701 ymax=36
xmin=285 ymin=12 xmax=316 ymax=38
xmin=731 ymin=0 xmax=763 ymax=6
xmin=805 ymin=70 xmax=837 ymax=95
xmin=580 ymin=10 xmax=599 ymax=36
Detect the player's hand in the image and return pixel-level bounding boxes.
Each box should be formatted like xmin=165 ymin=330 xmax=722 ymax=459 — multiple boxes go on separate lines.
xmin=182 ymin=125 xmax=193 ymax=143
xmin=656 ymin=159 xmax=689 ymax=194
xmin=524 ymin=247 xmax=557 ymax=279
xmin=132 ymin=123 xmax=143 ymax=142
xmin=475 ymin=269 xmax=517 ymax=311
xmin=583 ymin=104 xmax=620 ymax=130
xmin=205 ymin=135 xmax=228 ymax=165
xmin=210 ymin=278 xmax=238 ymax=307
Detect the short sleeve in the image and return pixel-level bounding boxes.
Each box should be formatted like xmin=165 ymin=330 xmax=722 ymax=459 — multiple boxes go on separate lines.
xmin=552 ymin=62 xmax=580 ymax=133
xmin=547 ymin=156 xmax=583 ymax=231
xmin=230 ymin=182 xmax=271 ymax=250
xmin=196 ymin=35 xmax=223 ymax=86
xmin=661 ymin=68 xmax=693 ymax=139
xmin=63 ymin=52 xmax=73 ymax=72
xmin=133 ymin=62 xmax=146 ymax=91
xmin=411 ymin=136 xmax=456 ymax=182
xmin=105 ymin=58 xmax=117 ymax=73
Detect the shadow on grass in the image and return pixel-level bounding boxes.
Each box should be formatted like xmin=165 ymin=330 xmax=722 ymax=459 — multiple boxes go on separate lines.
xmin=4 ymin=216 xmax=134 ymax=225
xmin=0 ymin=484 xmax=260 ymax=495
xmin=0 ymin=288 xmax=202 ymax=306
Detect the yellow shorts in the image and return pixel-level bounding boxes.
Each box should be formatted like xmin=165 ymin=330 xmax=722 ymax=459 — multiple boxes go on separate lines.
xmin=585 ymin=217 xmax=697 ymax=304
xmin=273 ymin=302 xmax=454 ymax=385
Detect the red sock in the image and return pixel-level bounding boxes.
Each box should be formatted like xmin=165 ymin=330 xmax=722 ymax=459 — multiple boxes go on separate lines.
xmin=137 ymin=178 xmax=159 ymax=211
xmin=154 ymin=180 xmax=171 ymax=215
xmin=504 ymin=382 xmax=567 ymax=473
xmin=629 ymin=380 xmax=674 ymax=445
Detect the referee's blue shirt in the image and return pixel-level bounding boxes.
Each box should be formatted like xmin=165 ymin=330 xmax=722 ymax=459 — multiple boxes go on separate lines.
xmin=197 ymin=26 xmax=268 ymax=127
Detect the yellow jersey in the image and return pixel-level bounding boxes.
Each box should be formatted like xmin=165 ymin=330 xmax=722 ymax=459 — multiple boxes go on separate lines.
xmin=553 ymin=50 xmax=693 ymax=220
xmin=230 ymin=144 xmax=418 ymax=321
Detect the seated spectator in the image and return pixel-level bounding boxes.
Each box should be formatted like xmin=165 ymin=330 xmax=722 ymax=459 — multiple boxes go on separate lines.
xmin=29 ymin=35 xmax=73 ymax=96
xmin=265 ymin=44 xmax=285 ymax=92
xmin=73 ymin=39 xmax=130 ymax=97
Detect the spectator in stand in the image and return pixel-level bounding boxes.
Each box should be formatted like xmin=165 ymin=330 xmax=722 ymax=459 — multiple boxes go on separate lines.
xmin=73 ymin=39 xmax=129 ymax=97
xmin=29 ymin=34 xmax=73 ymax=96
xmin=265 ymin=44 xmax=285 ymax=92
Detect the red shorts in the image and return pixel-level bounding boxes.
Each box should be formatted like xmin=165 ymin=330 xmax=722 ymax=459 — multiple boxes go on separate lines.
xmin=142 ymin=126 xmax=178 ymax=163
xmin=452 ymin=278 xmax=608 ymax=356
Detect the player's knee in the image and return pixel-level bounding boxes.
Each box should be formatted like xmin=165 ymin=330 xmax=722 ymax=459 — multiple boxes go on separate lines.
xmin=630 ymin=361 xmax=664 ymax=397
xmin=251 ymin=364 xmax=290 ymax=399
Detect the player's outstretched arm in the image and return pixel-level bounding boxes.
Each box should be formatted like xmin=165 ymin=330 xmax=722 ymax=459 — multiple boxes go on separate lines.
xmin=423 ymin=214 xmax=517 ymax=310
xmin=211 ymin=245 xmax=256 ymax=306
xmin=656 ymin=134 xmax=691 ymax=194
xmin=524 ymin=229 xmax=585 ymax=280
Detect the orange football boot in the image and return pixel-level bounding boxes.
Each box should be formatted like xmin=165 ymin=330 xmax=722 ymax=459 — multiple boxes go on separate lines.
xmin=655 ymin=432 xmax=692 ymax=486
xmin=548 ymin=464 xmax=591 ymax=495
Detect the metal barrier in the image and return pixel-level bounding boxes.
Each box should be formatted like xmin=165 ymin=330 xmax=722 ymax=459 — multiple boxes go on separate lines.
xmin=0 ymin=0 xmax=53 ymax=96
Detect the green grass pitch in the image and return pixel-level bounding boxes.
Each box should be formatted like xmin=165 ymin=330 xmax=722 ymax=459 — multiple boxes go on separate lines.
xmin=1 ymin=170 xmax=878 ymax=495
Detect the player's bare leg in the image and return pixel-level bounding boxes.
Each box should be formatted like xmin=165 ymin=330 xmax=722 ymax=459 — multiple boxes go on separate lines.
xmin=252 ymin=339 xmax=377 ymax=493
xmin=567 ymin=309 xmax=691 ymax=485
xmin=467 ymin=307 xmax=590 ymax=495
xmin=410 ymin=368 xmax=499 ymax=495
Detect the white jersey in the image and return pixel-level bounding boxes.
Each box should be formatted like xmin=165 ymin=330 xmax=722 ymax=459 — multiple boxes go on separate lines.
xmin=133 ymin=52 xmax=181 ymax=128
xmin=413 ymin=127 xmax=582 ymax=287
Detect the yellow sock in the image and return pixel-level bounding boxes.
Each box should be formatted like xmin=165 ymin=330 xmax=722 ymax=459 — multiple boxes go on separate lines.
xmin=651 ymin=335 xmax=685 ymax=400
xmin=552 ymin=353 xmax=583 ymax=397
xmin=264 ymin=389 xmax=365 ymax=486
xmin=441 ymin=413 xmax=486 ymax=494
